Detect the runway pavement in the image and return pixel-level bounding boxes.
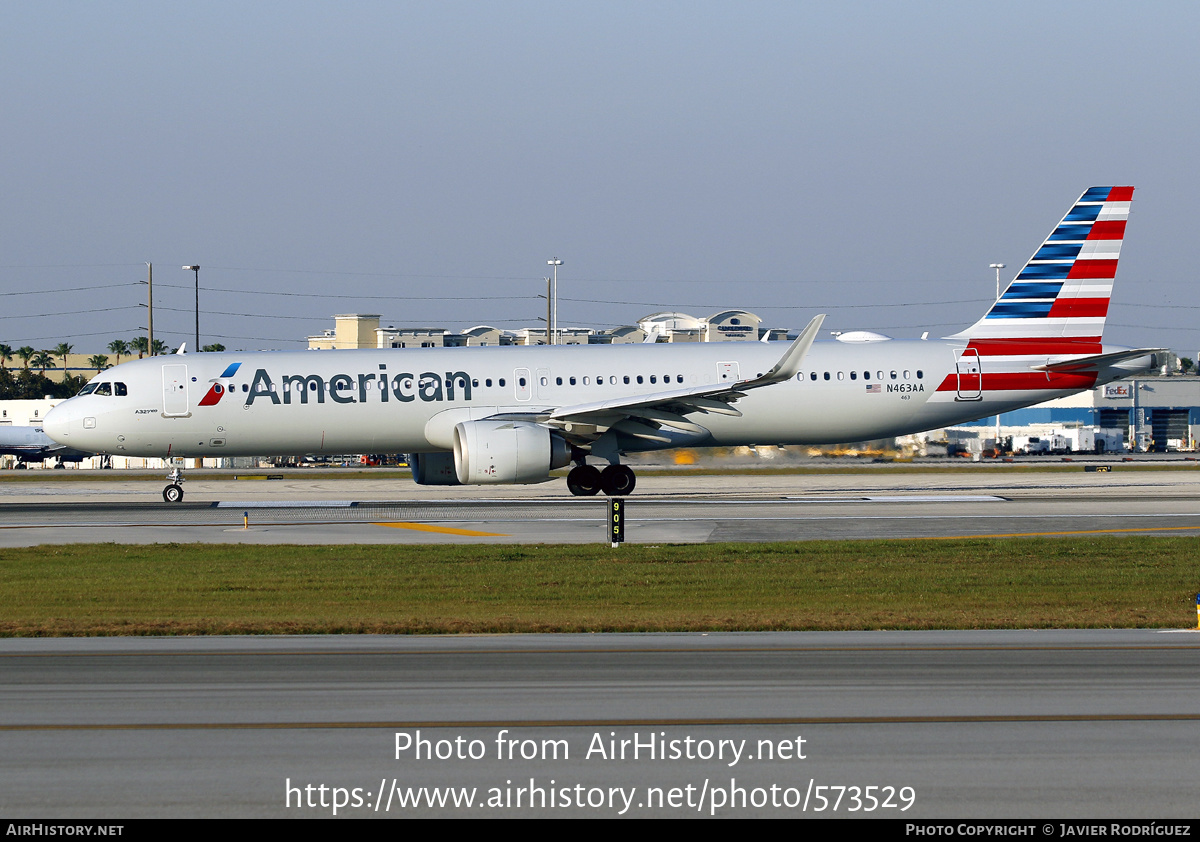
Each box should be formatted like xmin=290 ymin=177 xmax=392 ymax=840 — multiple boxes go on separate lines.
xmin=2 ymin=630 xmax=1198 ymax=818
xmin=2 ymin=466 xmax=1200 ymax=544
xmin=4 ymin=468 xmax=1199 ymax=818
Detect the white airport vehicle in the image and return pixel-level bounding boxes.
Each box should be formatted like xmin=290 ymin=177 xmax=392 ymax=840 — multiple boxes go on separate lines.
xmin=44 ymin=187 xmax=1161 ymax=500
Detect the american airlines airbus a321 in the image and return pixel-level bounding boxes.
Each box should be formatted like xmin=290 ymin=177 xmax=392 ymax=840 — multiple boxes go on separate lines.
xmin=45 ymin=187 xmax=1160 ymax=502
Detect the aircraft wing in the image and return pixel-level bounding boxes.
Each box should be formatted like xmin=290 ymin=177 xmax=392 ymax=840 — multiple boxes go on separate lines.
xmin=489 ymin=315 xmax=825 ymax=445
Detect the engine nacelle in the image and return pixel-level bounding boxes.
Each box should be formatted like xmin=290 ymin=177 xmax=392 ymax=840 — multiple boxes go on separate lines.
xmin=408 ymin=451 xmax=462 ymax=485
xmin=453 ymin=420 xmax=572 ymax=484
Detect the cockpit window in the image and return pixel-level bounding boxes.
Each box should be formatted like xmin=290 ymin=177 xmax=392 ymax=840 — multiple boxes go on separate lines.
xmin=115 ymin=382 xmax=128 ymax=396
xmin=94 ymin=383 xmax=112 ymax=396
xmin=77 ymin=383 xmax=98 ymax=396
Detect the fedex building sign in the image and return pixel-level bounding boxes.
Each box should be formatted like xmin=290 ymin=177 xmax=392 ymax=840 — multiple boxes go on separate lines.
xmin=1103 ymin=384 xmax=1131 ymax=399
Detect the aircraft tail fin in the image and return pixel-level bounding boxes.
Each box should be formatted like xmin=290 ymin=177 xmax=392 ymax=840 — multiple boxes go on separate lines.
xmin=949 ymin=186 xmax=1133 ymax=347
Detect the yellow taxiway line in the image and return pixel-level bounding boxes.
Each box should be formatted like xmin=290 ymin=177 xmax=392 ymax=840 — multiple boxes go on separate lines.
xmin=374 ymin=522 xmax=508 ymax=537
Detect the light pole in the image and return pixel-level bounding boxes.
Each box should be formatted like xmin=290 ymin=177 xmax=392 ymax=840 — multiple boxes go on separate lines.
xmin=547 ymin=258 xmax=562 ymax=345
xmin=989 ymin=263 xmax=1006 ymax=300
xmin=184 ymin=266 xmax=200 ymax=351
xmin=144 ymin=262 xmax=154 ymax=356
xmin=989 ymin=264 xmax=1006 ymax=450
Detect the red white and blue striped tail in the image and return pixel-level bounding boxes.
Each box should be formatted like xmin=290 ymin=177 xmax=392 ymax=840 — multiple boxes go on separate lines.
xmin=949 ymin=185 xmax=1133 ymax=348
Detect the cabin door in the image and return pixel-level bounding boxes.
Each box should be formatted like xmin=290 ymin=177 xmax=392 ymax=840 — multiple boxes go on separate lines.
xmin=955 ymin=349 xmax=982 ymax=401
xmin=162 ymin=365 xmax=189 ymax=416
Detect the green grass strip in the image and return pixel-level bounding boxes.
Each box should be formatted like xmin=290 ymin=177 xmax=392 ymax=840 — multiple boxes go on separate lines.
xmin=1 ymin=538 xmax=1196 ymax=636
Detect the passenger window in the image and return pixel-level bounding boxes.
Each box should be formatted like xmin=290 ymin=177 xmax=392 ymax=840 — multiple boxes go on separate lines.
xmin=850 ymin=371 xmax=857 ymax=380
xmin=569 ymin=376 xmax=576 ymax=385
xmin=583 ymin=376 xmax=590 ymax=385
xmin=904 ymin=370 xmax=911 ymax=380
xmin=864 ymin=371 xmax=871 ymax=380
xmin=810 ymin=372 xmax=817 ymax=381
xmin=837 ymin=371 xmax=844 ymax=381
xmin=677 ymin=375 xmax=683 ymax=383
xmin=917 ymin=370 xmax=924 ymax=379
xmin=637 ymin=375 xmax=644 ymax=384
xmin=650 ymin=375 xmax=657 ymax=384
xmin=555 ymin=377 xmax=562 ymax=385
xmin=823 ymin=372 xmax=830 ymax=381
xmin=499 ymin=378 xmax=506 ymax=387
xmin=890 ymin=371 xmax=898 ymax=380
xmin=519 ymin=378 xmax=527 ymax=386
xmin=610 ymin=376 xmax=617 ymax=385
xmin=540 ymin=377 xmax=548 ymax=386
xmin=624 ymin=376 xmax=630 ymax=384
xmin=486 ymin=379 xmax=493 ymax=387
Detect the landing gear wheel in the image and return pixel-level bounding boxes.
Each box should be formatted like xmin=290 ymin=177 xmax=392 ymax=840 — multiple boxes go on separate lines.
xmin=599 ymin=464 xmax=636 ymax=496
xmin=163 ymin=484 xmax=184 ymax=503
xmin=566 ymin=464 xmax=603 ymax=496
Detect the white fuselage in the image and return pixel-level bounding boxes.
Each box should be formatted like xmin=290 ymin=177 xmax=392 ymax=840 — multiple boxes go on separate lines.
xmin=42 ymin=339 xmax=1126 ymax=460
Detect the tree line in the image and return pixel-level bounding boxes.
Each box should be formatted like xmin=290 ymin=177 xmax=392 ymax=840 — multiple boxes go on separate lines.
xmin=0 ymin=338 xmax=226 ymax=400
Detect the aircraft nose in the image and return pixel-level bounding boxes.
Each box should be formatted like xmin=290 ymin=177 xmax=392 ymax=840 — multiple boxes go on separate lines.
xmin=43 ymin=403 xmax=74 ymax=444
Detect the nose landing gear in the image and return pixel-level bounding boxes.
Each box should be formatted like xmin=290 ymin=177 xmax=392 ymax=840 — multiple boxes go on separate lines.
xmin=163 ymin=467 xmax=184 ymax=503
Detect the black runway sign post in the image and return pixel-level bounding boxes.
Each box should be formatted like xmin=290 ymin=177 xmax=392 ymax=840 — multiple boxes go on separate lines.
xmin=608 ymin=497 xmax=625 ymax=548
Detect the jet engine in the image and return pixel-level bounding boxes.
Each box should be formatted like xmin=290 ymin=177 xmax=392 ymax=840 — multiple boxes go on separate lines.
xmin=408 ymin=452 xmax=462 ymax=486
xmin=453 ymin=420 xmax=572 ymax=484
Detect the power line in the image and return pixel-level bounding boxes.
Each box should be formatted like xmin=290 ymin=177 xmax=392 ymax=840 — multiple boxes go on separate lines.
xmin=0 ymin=306 xmax=139 ymax=321
xmin=0 ymin=283 xmax=140 ymax=297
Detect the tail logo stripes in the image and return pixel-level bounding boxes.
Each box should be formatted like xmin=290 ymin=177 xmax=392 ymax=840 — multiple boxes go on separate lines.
xmin=951 ymin=186 xmax=1132 ymax=342
xmin=938 ymin=186 xmax=1133 ymax=399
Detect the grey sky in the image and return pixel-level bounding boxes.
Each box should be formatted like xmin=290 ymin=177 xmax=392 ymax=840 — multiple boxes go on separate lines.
xmin=2 ymin=2 xmax=1196 ymax=355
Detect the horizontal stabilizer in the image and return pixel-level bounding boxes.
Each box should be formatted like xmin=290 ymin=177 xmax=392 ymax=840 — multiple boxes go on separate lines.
xmin=1030 ymin=348 xmax=1164 ymax=373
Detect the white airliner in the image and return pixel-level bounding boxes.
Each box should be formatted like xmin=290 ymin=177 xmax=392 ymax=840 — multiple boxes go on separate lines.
xmin=44 ymin=186 xmax=1160 ymax=501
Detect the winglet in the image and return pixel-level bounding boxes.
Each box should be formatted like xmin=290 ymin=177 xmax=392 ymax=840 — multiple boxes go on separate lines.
xmin=743 ymin=314 xmax=825 ymax=387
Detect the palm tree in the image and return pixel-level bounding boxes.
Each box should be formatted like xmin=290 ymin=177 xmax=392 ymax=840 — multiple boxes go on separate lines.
xmin=130 ymin=336 xmax=149 ymax=359
xmin=30 ymin=350 xmax=55 ymax=374
xmin=53 ymin=342 xmax=73 ymax=372
xmin=16 ymin=346 xmax=35 ymax=369
xmin=150 ymin=338 xmax=168 ymax=356
xmin=107 ymin=339 xmax=129 ymax=365
xmin=87 ymin=354 xmax=110 ymax=372
xmin=0 ymin=344 xmax=11 ymax=369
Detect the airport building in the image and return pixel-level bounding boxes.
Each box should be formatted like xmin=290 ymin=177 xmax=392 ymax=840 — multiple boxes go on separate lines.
xmin=943 ymin=376 xmax=1200 ymax=452
xmin=305 ymin=310 xmax=775 ymax=349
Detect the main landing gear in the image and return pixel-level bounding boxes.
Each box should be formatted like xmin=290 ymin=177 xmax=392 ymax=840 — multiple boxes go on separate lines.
xmin=163 ymin=467 xmax=184 ymax=503
xmin=566 ymin=463 xmax=636 ymax=497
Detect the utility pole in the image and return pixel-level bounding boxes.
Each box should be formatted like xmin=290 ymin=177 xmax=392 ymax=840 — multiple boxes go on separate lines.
xmin=184 ymin=266 xmax=200 ymax=350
